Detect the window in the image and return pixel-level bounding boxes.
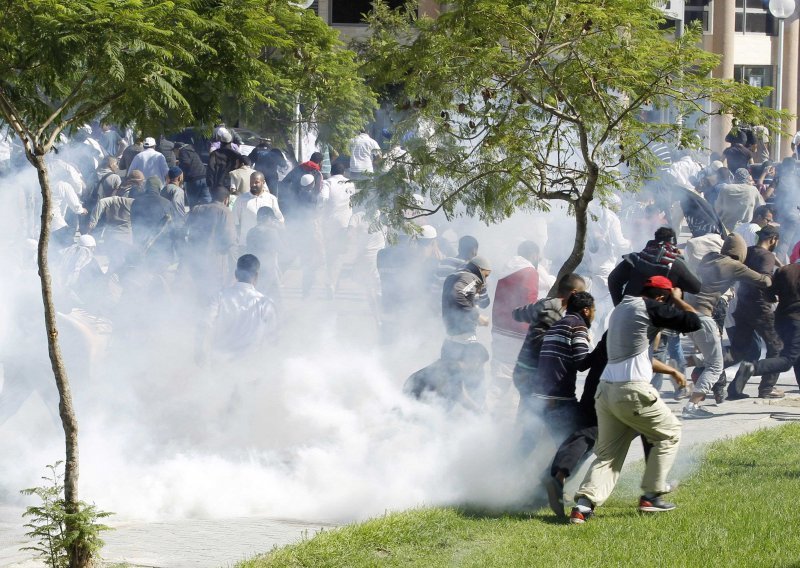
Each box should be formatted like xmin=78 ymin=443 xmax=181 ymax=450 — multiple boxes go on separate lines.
xmin=734 ymin=65 xmax=774 ymax=107
xmin=735 ymin=0 xmax=777 ymax=34
xmin=331 ymin=0 xmax=409 ymax=24
xmin=684 ymin=0 xmax=712 ymax=32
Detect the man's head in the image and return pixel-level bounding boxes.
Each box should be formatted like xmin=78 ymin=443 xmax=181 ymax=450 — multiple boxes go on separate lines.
xmin=126 ymin=170 xmax=145 ymax=187
xmin=757 ymin=224 xmax=780 ymax=252
xmin=211 ymin=184 xmax=230 ymax=204
xmin=309 ymin=151 xmax=324 ymax=165
xmin=250 ymin=171 xmax=266 ymax=195
xmin=642 ymin=275 xmax=673 ymax=303
xmin=142 ymin=137 xmax=156 ymax=149
xmin=217 ymin=127 xmax=233 ymax=145
xmin=235 ymin=254 xmax=260 ymax=284
xmin=567 ymin=291 xmax=595 ymax=325
xmin=331 ymin=162 xmax=346 ymax=177
xmin=167 ymin=165 xmax=183 ymax=185
xmin=654 ymin=226 xmax=677 ymax=245
xmin=556 ymin=273 xmax=586 ymax=300
xmin=100 ymin=156 xmax=118 ymax=173
xmin=256 ymin=206 xmax=277 ymax=224
xmin=734 ymin=167 xmax=752 ymax=184
xmin=237 ymin=155 xmax=252 ymax=169
xmin=457 ymin=235 xmax=479 ymax=260
xmin=469 ymin=255 xmax=492 ymax=280
xmin=752 ymin=204 xmax=774 ymax=227
xmin=517 ymin=240 xmax=540 ymax=265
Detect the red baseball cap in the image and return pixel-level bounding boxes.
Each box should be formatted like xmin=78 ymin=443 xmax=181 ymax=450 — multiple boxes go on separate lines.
xmin=643 ymin=275 xmax=673 ymax=290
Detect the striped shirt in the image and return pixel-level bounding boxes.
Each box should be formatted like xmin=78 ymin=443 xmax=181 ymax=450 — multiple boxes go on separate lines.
xmin=532 ymin=313 xmax=592 ymax=400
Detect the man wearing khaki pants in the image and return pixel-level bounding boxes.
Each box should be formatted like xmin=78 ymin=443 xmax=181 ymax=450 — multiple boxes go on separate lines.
xmin=570 ymin=275 xmax=701 ymax=524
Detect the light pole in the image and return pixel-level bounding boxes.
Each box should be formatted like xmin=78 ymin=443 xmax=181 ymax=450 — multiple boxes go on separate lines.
xmin=769 ymin=0 xmax=796 ymax=158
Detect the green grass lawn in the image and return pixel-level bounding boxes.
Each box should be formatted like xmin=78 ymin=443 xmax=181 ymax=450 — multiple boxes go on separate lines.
xmin=237 ymin=424 xmax=800 ymax=567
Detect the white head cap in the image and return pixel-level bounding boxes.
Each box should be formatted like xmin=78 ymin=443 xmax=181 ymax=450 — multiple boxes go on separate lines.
xmin=78 ymin=235 xmax=96 ymax=248
xmin=419 ymin=225 xmax=437 ymax=239
xmin=217 ymin=127 xmax=233 ymax=144
xmin=300 ymin=174 xmax=315 ymax=187
xmin=143 ymin=137 xmax=156 ymax=148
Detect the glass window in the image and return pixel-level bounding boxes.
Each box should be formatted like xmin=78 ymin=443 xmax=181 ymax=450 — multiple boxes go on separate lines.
xmin=685 ymin=0 xmax=712 ymax=32
xmin=735 ymin=0 xmax=777 ymax=34
xmin=734 ymin=65 xmax=774 ymax=107
xmin=331 ymin=0 xmax=409 ymax=24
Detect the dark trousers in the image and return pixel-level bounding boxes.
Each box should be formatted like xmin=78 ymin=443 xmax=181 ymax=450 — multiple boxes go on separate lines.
xmin=185 ymin=178 xmax=211 ymax=208
xmin=753 ymin=317 xmax=800 ymax=387
xmin=551 ymin=425 xmax=597 ymax=478
xmin=729 ymin=311 xmax=783 ymax=394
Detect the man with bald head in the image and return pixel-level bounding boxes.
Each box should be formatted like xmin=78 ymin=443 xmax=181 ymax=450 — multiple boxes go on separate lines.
xmin=232 ymin=171 xmax=284 ymax=245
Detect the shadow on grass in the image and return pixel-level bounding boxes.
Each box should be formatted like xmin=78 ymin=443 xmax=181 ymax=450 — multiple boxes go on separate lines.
xmin=454 ymin=506 xmax=568 ymax=525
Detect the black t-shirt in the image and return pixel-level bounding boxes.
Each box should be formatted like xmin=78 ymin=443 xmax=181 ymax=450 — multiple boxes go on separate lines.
xmin=723 ymin=144 xmax=754 ymax=173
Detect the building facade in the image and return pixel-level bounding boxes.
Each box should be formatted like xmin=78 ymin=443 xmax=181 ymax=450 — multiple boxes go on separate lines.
xmin=310 ymin=0 xmax=799 ymax=157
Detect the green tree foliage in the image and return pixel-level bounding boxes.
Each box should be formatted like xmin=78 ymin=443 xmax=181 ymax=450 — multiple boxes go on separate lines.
xmin=0 ymin=2 xmax=375 ymax=566
xmin=357 ymin=0 xmax=783 ymax=281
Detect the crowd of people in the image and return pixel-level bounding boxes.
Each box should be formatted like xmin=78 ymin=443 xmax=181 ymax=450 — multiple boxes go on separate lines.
xmin=3 ymin=120 xmax=800 ymax=525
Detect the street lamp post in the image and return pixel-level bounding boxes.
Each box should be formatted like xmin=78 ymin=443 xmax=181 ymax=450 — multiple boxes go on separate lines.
xmin=769 ymin=0 xmax=796 ymax=158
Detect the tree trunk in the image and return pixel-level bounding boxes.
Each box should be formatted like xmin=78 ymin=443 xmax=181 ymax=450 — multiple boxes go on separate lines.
xmin=30 ymin=154 xmax=91 ymax=568
xmin=548 ymin=165 xmax=599 ymax=296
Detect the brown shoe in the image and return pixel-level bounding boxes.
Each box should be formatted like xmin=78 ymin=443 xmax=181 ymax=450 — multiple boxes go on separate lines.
xmin=759 ymin=388 xmax=785 ymax=399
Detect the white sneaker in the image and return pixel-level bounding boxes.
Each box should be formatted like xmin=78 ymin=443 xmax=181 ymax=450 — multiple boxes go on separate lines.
xmin=682 ymin=404 xmax=714 ymax=419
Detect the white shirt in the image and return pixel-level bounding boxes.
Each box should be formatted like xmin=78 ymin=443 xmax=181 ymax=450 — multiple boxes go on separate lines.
xmin=206 ymin=282 xmax=277 ymax=356
xmin=601 ymin=349 xmax=652 ymax=383
xmin=50 ymin=180 xmax=83 ymax=232
xmin=128 ymin=147 xmax=168 ymax=182
xmin=323 ymin=174 xmax=356 ymax=228
xmin=734 ymin=221 xmax=761 ymax=247
xmin=349 ymin=133 xmax=381 ymax=173
xmin=232 ymin=191 xmax=284 ymax=243
xmin=668 ymin=156 xmax=702 ymax=188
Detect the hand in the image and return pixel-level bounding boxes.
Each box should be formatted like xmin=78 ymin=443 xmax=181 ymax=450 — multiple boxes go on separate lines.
xmin=478 ymin=315 xmax=489 ymax=326
xmin=79 ymin=208 xmax=88 ymax=215
xmin=672 ymin=370 xmax=687 ymax=389
xmin=670 ymin=287 xmax=683 ymax=300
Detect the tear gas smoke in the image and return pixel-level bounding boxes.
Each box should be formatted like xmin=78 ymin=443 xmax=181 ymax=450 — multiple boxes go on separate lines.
xmin=0 ymin=160 xmax=576 ymax=525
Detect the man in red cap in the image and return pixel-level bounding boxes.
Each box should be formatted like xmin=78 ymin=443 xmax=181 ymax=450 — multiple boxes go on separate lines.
xmin=570 ymin=275 xmax=700 ymax=524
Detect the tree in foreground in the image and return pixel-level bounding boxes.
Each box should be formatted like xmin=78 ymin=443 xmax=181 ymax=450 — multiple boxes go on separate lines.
xmin=0 ymin=1 xmax=374 ymax=566
xmin=358 ymin=0 xmax=781 ymax=284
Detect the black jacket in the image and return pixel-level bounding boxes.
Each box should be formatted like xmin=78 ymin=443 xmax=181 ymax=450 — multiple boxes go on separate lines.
xmin=608 ymin=240 xmax=701 ymax=306
xmin=206 ymin=145 xmax=240 ymax=189
xmin=176 ymin=145 xmax=206 ymax=182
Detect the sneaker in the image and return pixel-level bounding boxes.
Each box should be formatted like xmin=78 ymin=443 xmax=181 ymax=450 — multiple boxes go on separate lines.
xmin=759 ymin=388 xmax=785 ymax=399
xmin=544 ymin=475 xmax=566 ymax=519
xmin=732 ymin=362 xmax=754 ymax=396
xmin=569 ymin=506 xmax=593 ymax=524
xmin=638 ymin=495 xmax=677 ymax=512
xmin=673 ymin=386 xmax=690 ymax=400
xmin=682 ymin=404 xmax=715 ymax=419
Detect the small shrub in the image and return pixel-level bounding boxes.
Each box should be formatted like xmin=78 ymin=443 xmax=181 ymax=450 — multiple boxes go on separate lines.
xmin=20 ymin=462 xmax=113 ymax=568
